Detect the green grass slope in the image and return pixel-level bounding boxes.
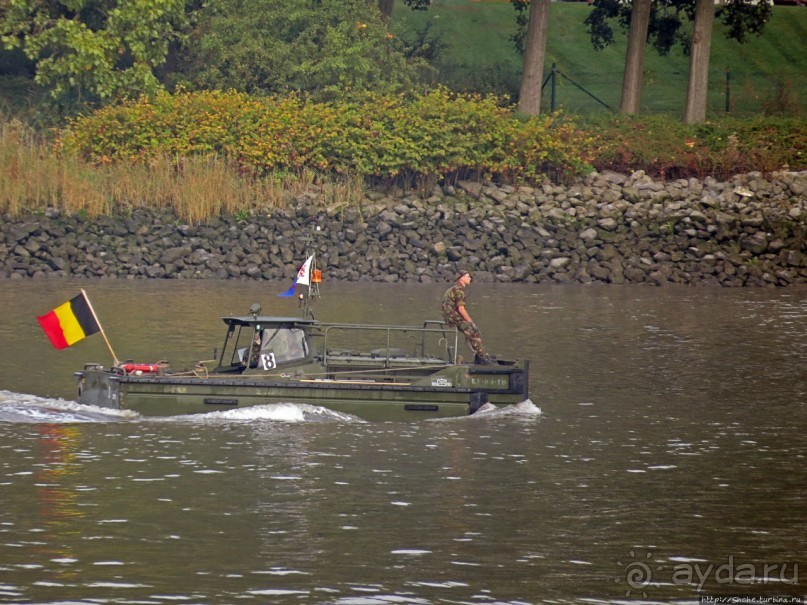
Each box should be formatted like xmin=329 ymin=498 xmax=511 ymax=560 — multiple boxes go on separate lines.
xmin=393 ymin=0 xmax=807 ymax=116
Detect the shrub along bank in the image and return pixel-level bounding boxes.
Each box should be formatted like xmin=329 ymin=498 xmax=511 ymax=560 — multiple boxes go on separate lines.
xmin=60 ymin=88 xmax=594 ymax=184
xmin=59 ymin=90 xmax=804 ymax=187
xmin=2 ymin=169 xmax=805 ymax=287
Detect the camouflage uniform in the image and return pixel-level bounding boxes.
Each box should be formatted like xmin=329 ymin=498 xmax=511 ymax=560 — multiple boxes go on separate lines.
xmin=246 ymin=333 xmax=263 ymax=368
xmin=441 ymin=283 xmax=490 ymax=361
xmin=247 ymin=341 xmax=261 ymax=368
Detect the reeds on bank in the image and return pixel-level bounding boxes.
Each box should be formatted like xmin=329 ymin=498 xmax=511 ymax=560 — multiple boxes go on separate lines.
xmin=0 ymin=119 xmax=364 ymax=223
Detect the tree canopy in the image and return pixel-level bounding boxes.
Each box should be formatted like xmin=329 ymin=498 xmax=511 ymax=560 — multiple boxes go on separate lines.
xmin=0 ymin=0 xmax=192 ymax=111
xmin=175 ymin=0 xmax=432 ymax=100
xmin=0 ymin=0 xmax=434 ymax=113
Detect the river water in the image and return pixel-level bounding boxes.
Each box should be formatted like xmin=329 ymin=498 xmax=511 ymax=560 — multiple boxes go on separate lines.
xmin=0 ymin=279 xmax=804 ymax=604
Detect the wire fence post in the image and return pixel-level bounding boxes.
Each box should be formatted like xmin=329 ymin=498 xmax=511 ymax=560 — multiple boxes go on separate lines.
xmin=725 ymin=69 xmax=731 ymax=114
xmin=551 ymin=63 xmax=558 ymax=112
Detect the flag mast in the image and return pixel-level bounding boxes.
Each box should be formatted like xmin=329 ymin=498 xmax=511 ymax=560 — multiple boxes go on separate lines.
xmin=81 ymin=289 xmax=120 ymax=365
xmin=299 ymin=227 xmax=322 ymax=320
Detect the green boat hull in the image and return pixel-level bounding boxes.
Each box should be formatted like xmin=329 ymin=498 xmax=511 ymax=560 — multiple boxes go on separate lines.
xmin=76 ymin=362 xmax=529 ymax=421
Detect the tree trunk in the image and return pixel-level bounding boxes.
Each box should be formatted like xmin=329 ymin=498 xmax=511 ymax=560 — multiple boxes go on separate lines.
xmin=378 ymin=0 xmax=394 ymax=21
xmin=683 ymin=0 xmax=715 ymax=124
xmin=517 ymin=0 xmax=551 ymax=116
xmin=620 ymin=0 xmax=651 ymax=114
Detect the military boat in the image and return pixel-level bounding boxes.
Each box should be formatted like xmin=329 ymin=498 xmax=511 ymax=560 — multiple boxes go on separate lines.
xmin=74 ymin=255 xmax=529 ymax=420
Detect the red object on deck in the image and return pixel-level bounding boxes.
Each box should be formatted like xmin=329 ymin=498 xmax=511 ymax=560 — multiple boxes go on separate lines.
xmin=119 ymin=363 xmax=160 ymax=374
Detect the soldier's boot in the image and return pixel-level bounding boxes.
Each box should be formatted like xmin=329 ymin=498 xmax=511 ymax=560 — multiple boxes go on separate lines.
xmin=474 ymin=353 xmax=497 ymax=365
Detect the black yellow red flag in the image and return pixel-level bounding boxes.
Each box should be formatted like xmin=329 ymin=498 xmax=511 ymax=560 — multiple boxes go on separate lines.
xmin=37 ymin=292 xmax=101 ymax=350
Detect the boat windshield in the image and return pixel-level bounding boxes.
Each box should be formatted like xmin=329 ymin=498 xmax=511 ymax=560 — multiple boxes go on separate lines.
xmin=260 ymin=327 xmax=308 ymax=365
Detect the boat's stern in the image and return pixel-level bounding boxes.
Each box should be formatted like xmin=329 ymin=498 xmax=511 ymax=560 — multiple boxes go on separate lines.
xmin=469 ymin=359 xmax=529 ymax=398
xmin=411 ymin=358 xmax=529 ymax=409
xmin=75 ymin=364 xmax=121 ymax=409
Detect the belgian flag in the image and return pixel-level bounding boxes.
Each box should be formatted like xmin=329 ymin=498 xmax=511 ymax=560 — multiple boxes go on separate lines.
xmin=37 ymin=292 xmax=101 ymax=350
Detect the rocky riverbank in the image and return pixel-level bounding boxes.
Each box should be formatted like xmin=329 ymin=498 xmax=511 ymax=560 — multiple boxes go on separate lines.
xmin=2 ymin=170 xmax=806 ymax=287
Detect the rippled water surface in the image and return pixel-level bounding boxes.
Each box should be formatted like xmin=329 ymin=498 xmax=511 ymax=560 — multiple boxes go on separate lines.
xmin=0 ymin=279 xmax=805 ymax=604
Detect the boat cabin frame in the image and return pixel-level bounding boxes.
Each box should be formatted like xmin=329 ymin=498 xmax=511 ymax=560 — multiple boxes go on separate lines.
xmin=213 ymin=315 xmax=461 ymax=376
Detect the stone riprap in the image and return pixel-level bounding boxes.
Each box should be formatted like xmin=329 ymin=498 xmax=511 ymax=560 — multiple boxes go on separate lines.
xmin=2 ymin=170 xmax=805 ymax=286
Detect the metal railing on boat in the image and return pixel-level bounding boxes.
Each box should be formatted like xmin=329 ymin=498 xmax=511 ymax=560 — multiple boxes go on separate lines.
xmin=317 ymin=321 xmax=459 ymax=368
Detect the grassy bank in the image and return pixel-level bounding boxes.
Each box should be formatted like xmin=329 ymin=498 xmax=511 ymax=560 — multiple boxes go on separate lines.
xmin=2 ymin=107 xmax=804 ymax=222
xmin=0 ymin=120 xmax=366 ymax=223
xmin=393 ymin=1 xmax=807 ymax=116
xmin=3 ymin=0 xmax=805 ymax=224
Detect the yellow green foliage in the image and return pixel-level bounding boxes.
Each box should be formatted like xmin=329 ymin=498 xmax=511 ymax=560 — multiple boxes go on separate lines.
xmin=581 ymin=114 xmax=806 ymax=178
xmin=59 ymin=88 xmax=595 ymax=182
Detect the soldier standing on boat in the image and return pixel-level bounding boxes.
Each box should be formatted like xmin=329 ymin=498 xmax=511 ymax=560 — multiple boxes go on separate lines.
xmin=442 ymin=271 xmax=495 ymax=365
xmin=247 ymin=331 xmax=262 ymax=368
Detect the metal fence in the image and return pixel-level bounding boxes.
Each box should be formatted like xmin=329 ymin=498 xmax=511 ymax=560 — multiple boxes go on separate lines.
xmin=435 ymin=62 xmax=807 ymax=117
